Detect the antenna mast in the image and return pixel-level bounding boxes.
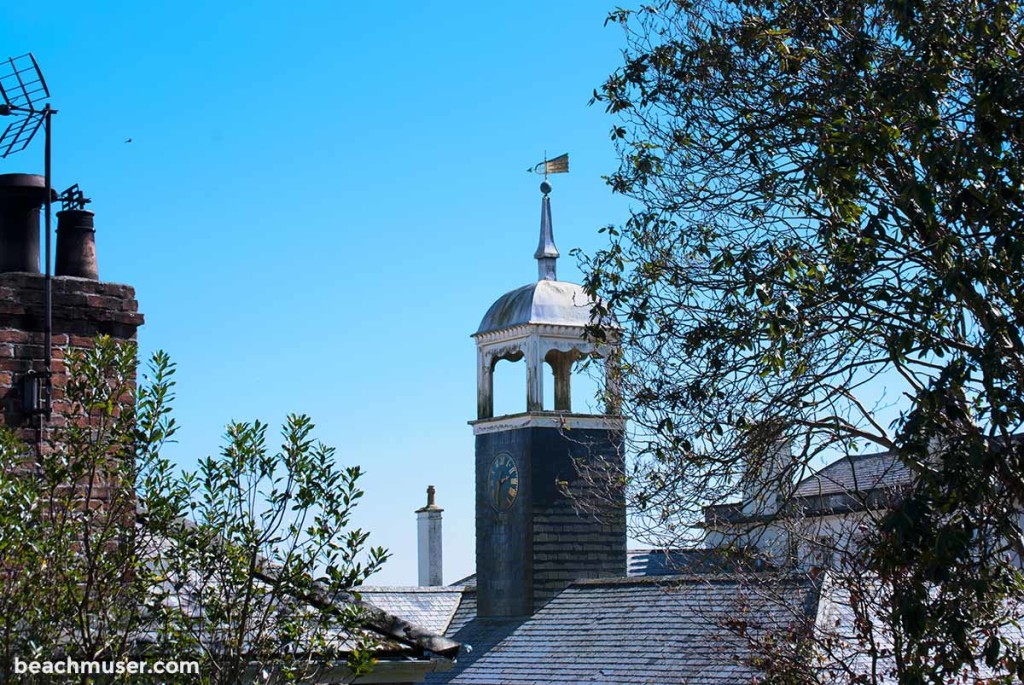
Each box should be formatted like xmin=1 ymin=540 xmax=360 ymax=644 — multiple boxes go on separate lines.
xmin=0 ymin=53 xmax=57 ymax=421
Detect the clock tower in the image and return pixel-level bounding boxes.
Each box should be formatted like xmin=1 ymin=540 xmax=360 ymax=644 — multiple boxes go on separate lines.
xmin=472 ymin=179 xmax=626 ymax=618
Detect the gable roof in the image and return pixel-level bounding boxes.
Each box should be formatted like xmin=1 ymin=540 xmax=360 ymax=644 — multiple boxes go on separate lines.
xmin=793 ymin=450 xmax=912 ymax=498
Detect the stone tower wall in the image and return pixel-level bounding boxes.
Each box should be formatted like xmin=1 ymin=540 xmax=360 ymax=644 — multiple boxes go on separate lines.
xmin=476 ymin=424 xmax=626 ymax=617
xmin=529 ymin=426 xmax=626 ymax=612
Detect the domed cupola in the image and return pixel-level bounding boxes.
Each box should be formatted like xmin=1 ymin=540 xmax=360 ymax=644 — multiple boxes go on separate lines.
xmin=472 ymin=179 xmax=620 ymax=421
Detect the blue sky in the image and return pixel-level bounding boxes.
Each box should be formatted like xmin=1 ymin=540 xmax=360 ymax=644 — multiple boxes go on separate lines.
xmin=0 ymin=2 xmax=635 ymax=584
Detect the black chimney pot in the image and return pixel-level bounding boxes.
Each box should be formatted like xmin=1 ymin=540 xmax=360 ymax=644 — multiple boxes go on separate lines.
xmin=0 ymin=173 xmax=49 ymax=274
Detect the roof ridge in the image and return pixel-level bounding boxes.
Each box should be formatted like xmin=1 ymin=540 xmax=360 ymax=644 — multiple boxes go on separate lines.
xmin=360 ymin=585 xmax=468 ymax=594
xmin=570 ymin=572 xmax=815 ymax=587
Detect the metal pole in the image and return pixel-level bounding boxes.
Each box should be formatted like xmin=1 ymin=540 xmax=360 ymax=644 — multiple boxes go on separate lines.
xmin=43 ymin=105 xmax=52 ymax=419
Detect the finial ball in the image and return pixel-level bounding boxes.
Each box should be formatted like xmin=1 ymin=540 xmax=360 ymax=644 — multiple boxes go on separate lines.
xmin=540 ymin=180 xmax=552 ymax=195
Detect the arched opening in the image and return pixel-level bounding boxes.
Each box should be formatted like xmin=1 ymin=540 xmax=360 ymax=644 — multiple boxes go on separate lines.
xmin=540 ymin=348 xmax=620 ymax=416
xmin=491 ymin=351 xmax=525 ymax=418
xmin=570 ymin=354 xmax=605 ymax=415
xmin=543 ymin=360 xmax=556 ymax=411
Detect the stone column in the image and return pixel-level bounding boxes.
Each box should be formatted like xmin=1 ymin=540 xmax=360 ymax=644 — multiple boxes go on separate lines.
xmin=526 ymin=335 xmax=544 ymax=412
xmin=553 ymin=354 xmax=572 ymax=412
xmin=477 ymin=348 xmax=493 ymax=419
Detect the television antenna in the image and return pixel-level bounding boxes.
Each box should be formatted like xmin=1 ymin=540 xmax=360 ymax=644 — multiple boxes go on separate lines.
xmin=0 ymin=53 xmax=56 ymax=420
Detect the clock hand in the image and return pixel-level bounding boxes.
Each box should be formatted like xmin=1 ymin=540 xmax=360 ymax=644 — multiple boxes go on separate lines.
xmin=494 ymin=474 xmax=511 ymax=505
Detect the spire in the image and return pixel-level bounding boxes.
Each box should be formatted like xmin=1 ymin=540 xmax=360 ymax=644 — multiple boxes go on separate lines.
xmin=535 ymin=179 xmax=558 ymax=280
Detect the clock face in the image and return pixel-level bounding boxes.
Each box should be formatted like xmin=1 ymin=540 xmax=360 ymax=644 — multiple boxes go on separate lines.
xmin=487 ymin=452 xmax=520 ymax=511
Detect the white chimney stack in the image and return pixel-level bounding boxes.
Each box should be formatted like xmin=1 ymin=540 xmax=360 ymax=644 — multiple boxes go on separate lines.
xmin=416 ymin=485 xmax=443 ymax=587
xmin=741 ymin=437 xmax=794 ymax=518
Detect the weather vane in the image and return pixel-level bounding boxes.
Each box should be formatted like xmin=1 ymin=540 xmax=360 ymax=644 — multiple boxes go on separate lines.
xmin=59 ymin=183 xmax=91 ymax=212
xmin=529 ymin=152 xmax=569 ymax=179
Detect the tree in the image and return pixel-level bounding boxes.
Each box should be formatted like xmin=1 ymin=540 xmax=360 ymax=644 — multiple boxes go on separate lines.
xmin=584 ymin=0 xmax=1024 ymax=681
xmin=0 ymin=337 xmax=389 ymax=684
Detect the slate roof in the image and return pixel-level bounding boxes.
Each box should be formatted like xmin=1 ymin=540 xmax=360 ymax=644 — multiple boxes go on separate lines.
xmin=444 ymin=587 xmax=478 ymax=636
xmin=424 ymin=574 xmax=821 ymax=685
xmin=793 ymin=450 xmax=913 ymax=498
xmin=626 ymin=548 xmax=738 ymax=576
xmin=394 ymin=550 xmax=736 ymax=637
xmin=451 ymin=573 xmax=477 ymax=588
xmin=360 ymin=586 xmax=466 ymax=636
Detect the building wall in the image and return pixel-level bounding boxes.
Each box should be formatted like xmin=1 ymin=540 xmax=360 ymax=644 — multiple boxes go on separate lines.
xmin=705 ymin=508 xmax=880 ymax=570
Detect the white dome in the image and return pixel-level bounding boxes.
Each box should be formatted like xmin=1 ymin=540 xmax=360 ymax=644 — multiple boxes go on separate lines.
xmin=476 ymin=279 xmax=615 ymax=335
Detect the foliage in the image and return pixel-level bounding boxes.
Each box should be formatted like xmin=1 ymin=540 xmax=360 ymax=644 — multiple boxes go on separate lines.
xmin=585 ymin=0 xmax=1024 ymax=681
xmin=0 ymin=337 xmax=388 ymax=684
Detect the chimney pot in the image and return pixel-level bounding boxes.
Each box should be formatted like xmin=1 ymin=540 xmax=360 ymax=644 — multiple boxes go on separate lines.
xmin=55 ymin=208 xmax=99 ymax=280
xmin=0 ymin=173 xmax=50 ymax=274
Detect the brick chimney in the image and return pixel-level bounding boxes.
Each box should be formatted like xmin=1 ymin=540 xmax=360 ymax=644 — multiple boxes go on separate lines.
xmin=416 ymin=485 xmax=443 ymax=586
xmin=0 ymin=173 xmax=143 ymax=455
